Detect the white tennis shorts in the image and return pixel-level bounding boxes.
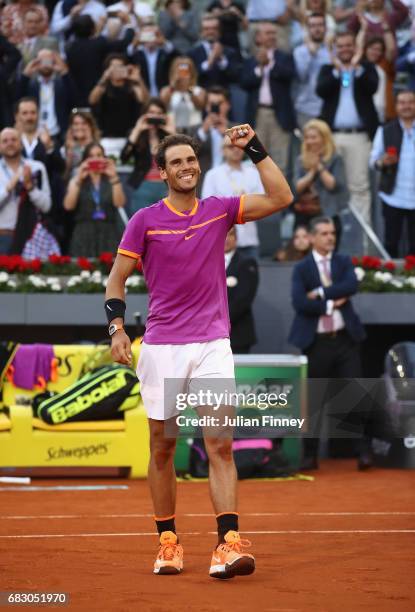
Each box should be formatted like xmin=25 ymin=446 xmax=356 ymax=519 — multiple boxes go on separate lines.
xmin=136 ymin=338 xmax=236 ymax=420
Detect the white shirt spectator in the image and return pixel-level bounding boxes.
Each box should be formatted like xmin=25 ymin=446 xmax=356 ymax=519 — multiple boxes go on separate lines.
xmin=0 ymin=159 xmax=51 ymax=231
xmin=201 ymin=161 xmax=262 ymax=247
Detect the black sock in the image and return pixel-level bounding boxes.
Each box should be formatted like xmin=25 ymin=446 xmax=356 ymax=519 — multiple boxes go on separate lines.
xmin=155 ymin=515 xmax=176 ymax=536
xmin=216 ymin=512 xmax=239 ymax=544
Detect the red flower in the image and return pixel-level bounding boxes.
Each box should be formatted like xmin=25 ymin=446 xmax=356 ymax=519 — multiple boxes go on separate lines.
xmin=384 ymin=261 xmax=396 ymax=271
xmin=61 ymin=256 xmax=71 ymax=264
xmin=99 ymin=252 xmax=114 ymax=266
xmin=351 ymin=256 xmax=359 ymax=266
xmin=48 ymin=254 xmax=60 ymax=265
xmin=361 ymin=256 xmax=381 ymax=269
xmin=5 ymin=255 xmax=24 ymax=272
xmin=77 ymin=257 xmax=93 ymax=270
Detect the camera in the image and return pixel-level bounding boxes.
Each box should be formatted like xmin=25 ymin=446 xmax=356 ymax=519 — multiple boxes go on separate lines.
xmin=147 ymin=116 xmax=166 ymax=126
xmin=87 ymin=159 xmax=108 ymax=172
xmin=112 ymin=66 xmax=128 ymax=79
xmin=140 ymin=31 xmax=156 ymax=43
xmin=210 ymin=103 xmax=221 ymax=114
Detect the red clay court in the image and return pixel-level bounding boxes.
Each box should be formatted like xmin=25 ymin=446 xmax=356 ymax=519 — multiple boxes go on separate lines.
xmin=1 ymin=459 xmax=414 ymax=612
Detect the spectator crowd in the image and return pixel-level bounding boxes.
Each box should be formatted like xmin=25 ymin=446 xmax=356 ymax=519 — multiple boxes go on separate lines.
xmin=1 ymin=0 xmax=415 ymax=259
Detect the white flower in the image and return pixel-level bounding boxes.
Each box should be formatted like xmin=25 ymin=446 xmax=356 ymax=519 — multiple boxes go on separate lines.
xmin=354 ymin=267 xmax=365 ymax=281
xmin=51 ymin=283 xmax=61 ymax=292
xmin=390 ymin=279 xmax=403 ymax=289
xmin=0 ymin=272 xmax=9 ymax=282
xmin=126 ymin=276 xmax=142 ymax=287
xmin=67 ymin=275 xmax=81 ymax=287
xmin=91 ymin=270 xmax=102 ymax=280
xmin=46 ymin=277 xmax=59 ymax=285
xmin=80 ymin=270 xmax=91 ymax=279
xmin=405 ymin=277 xmax=415 ymax=288
xmin=28 ymin=275 xmax=47 ymax=288
xmin=102 ymin=276 xmax=109 ymax=288
xmin=374 ymin=271 xmax=393 ymax=283
xmin=226 ymin=276 xmax=238 ymax=288
xmin=7 ymin=280 xmax=17 ymax=288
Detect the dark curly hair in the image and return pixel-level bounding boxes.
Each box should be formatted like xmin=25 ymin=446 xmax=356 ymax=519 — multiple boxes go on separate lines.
xmin=155 ymin=133 xmax=200 ymax=169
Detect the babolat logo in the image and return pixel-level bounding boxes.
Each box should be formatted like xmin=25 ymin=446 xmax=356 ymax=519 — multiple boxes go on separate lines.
xmin=46 ymin=443 xmax=110 ymax=461
xmin=48 ymin=371 xmax=129 ymax=424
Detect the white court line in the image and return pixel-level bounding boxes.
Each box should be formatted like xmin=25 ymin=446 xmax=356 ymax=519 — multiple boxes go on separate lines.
xmin=1 ymin=512 xmax=415 ymax=520
xmin=1 ymin=529 xmax=415 ymax=540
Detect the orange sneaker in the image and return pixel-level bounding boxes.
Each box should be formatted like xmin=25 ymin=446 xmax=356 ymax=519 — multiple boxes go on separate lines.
xmin=153 ymin=531 xmax=183 ymax=575
xmin=209 ymin=530 xmax=255 ymax=579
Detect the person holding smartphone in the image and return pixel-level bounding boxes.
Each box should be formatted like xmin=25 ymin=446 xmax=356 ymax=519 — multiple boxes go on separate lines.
xmin=160 ymin=57 xmax=206 ymax=134
xmin=64 ymin=142 xmax=125 ymax=256
xmin=120 ymin=98 xmax=175 ymax=214
xmin=88 ymin=53 xmax=149 ymax=138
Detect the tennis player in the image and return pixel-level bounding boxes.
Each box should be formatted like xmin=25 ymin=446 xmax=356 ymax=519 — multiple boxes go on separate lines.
xmin=105 ymin=125 xmax=292 ymax=579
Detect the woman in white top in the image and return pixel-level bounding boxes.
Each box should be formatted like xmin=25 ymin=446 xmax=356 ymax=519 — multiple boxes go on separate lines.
xmin=160 ymin=57 xmax=206 ymax=134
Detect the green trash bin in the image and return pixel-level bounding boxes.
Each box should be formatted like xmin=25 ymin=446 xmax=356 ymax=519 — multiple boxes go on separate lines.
xmin=233 ymin=354 xmax=307 ymax=471
xmin=174 ymin=354 xmax=308 ymax=473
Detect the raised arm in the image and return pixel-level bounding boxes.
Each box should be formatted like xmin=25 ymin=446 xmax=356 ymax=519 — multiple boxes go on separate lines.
xmin=225 ymin=124 xmax=293 ymax=222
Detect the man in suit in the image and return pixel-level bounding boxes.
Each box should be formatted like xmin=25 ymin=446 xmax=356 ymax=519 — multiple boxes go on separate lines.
xmin=14 ymin=97 xmax=65 ymax=244
xmin=225 ymin=227 xmax=259 ymax=353
xmin=0 ymin=34 xmax=21 ymax=130
xmin=195 ymin=86 xmax=231 ymax=180
xmin=18 ymin=9 xmax=59 ymax=69
xmin=15 ymin=97 xmax=64 ymax=170
xmin=240 ymin=21 xmax=296 ymax=175
xmin=130 ymin=23 xmax=176 ymax=97
xmin=16 ymin=49 xmax=77 ymax=140
xmin=288 ymin=216 xmax=372 ymax=470
xmin=316 ymin=32 xmax=379 ymax=226
xmin=188 ymin=14 xmax=240 ymax=90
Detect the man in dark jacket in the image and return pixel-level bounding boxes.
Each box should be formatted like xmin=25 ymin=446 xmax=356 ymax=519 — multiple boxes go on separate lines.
xmin=130 ymin=23 xmax=176 ymax=96
xmin=14 ymin=97 xmax=66 ymax=245
xmin=188 ymin=14 xmax=240 ymax=90
xmin=316 ymin=31 xmax=379 ymax=226
xmin=225 ymin=227 xmax=258 ymax=353
xmin=16 ymin=49 xmax=77 ymax=140
xmin=240 ymin=22 xmax=296 ymax=175
xmin=288 ymin=216 xmax=371 ymax=470
xmin=0 ymin=35 xmax=21 ymax=130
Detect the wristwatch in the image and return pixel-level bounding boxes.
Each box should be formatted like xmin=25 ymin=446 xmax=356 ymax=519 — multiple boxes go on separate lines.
xmin=109 ymin=323 xmax=124 ymax=337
